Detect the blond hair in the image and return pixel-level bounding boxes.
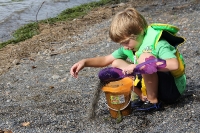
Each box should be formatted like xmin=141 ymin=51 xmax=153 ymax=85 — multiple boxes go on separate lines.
xmin=109 ymin=8 xmax=148 ymax=43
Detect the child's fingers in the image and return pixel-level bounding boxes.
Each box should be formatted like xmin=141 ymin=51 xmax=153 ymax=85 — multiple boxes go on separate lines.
xmin=122 ymin=69 xmax=127 ymax=75
xmin=76 ymin=64 xmax=81 ymax=73
xmin=74 ymin=63 xmax=83 ymax=78
xmin=70 ymin=68 xmax=75 ymax=76
xmin=70 ymin=64 xmax=78 ymax=77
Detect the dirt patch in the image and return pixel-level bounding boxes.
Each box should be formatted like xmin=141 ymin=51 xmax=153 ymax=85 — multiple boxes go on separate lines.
xmin=0 ymin=0 xmax=170 ymax=75
xmin=0 ymin=3 xmax=132 ymax=75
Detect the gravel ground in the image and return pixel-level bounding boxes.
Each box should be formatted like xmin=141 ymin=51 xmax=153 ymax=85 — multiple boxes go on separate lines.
xmin=0 ymin=0 xmax=200 ymax=132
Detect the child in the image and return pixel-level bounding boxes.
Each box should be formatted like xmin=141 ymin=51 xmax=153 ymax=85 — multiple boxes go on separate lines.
xmin=70 ymin=8 xmax=186 ymax=112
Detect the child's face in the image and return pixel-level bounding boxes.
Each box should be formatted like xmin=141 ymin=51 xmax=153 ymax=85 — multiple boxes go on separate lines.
xmin=120 ymin=34 xmax=144 ymax=51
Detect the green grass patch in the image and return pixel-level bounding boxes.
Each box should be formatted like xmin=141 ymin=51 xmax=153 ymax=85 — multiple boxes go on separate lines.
xmin=41 ymin=0 xmax=114 ymax=24
xmin=0 ymin=0 xmax=114 ymax=49
xmin=0 ymin=22 xmax=39 ymax=49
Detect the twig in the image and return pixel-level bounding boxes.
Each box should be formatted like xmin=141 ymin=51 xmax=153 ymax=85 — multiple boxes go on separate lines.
xmin=36 ymin=1 xmax=45 ymax=22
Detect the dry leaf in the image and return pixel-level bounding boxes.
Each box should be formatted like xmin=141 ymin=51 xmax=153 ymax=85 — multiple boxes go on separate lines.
xmin=0 ymin=130 xmax=13 ymax=133
xmin=32 ymin=66 xmax=37 ymax=69
xmin=22 ymin=122 xmax=30 ymax=127
xmin=4 ymin=130 xmax=13 ymax=133
xmin=29 ymin=58 xmax=35 ymax=61
xmin=49 ymin=86 xmax=54 ymax=89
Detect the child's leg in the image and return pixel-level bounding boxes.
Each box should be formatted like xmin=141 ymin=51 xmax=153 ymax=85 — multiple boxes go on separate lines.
xmin=138 ymin=53 xmax=159 ymax=104
xmin=134 ymin=86 xmax=147 ymax=101
xmin=142 ymin=73 xmax=158 ymax=103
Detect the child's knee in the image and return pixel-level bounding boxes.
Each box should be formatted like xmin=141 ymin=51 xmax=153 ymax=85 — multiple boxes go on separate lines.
xmin=111 ymin=59 xmax=130 ymax=68
xmin=138 ymin=53 xmax=155 ymax=64
xmin=111 ymin=59 xmax=122 ymax=67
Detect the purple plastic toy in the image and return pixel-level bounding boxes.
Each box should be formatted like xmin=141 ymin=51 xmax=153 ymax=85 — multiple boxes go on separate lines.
xmin=98 ymin=56 xmax=166 ymax=82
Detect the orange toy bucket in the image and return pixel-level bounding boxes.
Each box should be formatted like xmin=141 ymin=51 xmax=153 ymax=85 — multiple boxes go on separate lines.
xmin=102 ymin=77 xmax=133 ymax=119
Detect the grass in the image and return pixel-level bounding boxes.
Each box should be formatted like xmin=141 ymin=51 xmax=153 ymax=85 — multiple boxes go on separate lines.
xmin=0 ymin=23 xmax=39 ymax=48
xmin=0 ymin=0 xmax=117 ymax=49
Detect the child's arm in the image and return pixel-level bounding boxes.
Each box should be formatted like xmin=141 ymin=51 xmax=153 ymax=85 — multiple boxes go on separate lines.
xmin=155 ymin=40 xmax=179 ymax=72
xmin=158 ymin=58 xmax=178 ymax=72
xmin=70 ymin=54 xmax=115 ymax=78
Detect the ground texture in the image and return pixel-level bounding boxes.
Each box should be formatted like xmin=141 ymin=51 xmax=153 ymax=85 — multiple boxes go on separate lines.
xmin=0 ymin=0 xmax=200 ymax=132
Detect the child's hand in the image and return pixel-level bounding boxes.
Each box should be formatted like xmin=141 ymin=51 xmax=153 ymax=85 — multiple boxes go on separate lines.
xmin=122 ymin=64 xmax=136 ymax=75
xmin=70 ymin=60 xmax=85 ymax=78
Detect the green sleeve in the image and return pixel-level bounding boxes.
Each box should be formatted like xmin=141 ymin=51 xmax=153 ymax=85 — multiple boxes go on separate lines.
xmin=112 ymin=47 xmax=128 ymax=60
xmin=155 ymin=40 xmax=177 ymax=59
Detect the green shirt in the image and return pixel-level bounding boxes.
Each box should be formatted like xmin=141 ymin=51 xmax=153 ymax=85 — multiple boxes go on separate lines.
xmin=112 ymin=39 xmax=176 ymax=62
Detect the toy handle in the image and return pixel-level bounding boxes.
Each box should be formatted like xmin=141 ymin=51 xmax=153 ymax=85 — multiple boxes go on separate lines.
xmin=135 ymin=58 xmax=166 ymax=69
xmin=130 ymin=57 xmax=166 ymax=75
